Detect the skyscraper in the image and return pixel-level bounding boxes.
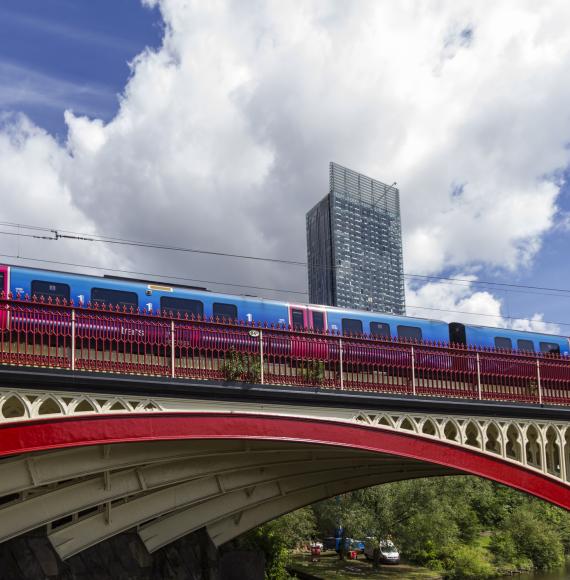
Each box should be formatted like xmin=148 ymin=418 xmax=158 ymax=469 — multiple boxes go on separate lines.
xmin=306 ymin=162 xmax=405 ymax=315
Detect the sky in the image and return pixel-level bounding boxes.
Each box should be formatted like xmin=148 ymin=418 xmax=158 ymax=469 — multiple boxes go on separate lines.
xmin=1 ymin=0 xmax=570 ymax=334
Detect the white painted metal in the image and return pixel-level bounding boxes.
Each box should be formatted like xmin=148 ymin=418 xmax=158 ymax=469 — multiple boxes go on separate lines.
xmin=207 ymin=468 xmax=451 ymax=547
xmin=476 ymin=353 xmax=481 ymax=400
xmin=411 ymin=346 xmax=416 ymax=396
xmin=259 ymin=329 xmax=264 ymax=385
xmin=0 ymin=440 xmax=306 ymax=496
xmin=171 ymin=320 xmax=175 ymax=378
xmin=141 ymin=464 xmax=450 ymax=553
xmin=0 ymin=452 xmax=392 ymax=544
xmin=339 ymin=338 xmax=344 ymax=389
xmin=71 ymin=309 xmax=76 ymax=371
xmin=49 ymin=464 xmax=398 ymax=559
xmin=537 ymin=359 xmax=543 ymax=405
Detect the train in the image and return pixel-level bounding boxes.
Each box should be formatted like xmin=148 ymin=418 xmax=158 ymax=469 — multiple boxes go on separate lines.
xmin=0 ymin=263 xmax=567 ymax=356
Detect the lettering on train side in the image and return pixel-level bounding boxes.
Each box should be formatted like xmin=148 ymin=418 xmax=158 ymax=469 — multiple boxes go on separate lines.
xmin=121 ymin=326 xmax=145 ymax=337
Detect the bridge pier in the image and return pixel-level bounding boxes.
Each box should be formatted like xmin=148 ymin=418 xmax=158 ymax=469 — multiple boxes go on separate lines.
xmin=0 ymin=526 xmax=244 ymax=580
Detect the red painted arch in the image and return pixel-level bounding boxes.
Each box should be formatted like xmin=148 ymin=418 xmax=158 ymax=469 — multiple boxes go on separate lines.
xmin=0 ymin=412 xmax=568 ymax=510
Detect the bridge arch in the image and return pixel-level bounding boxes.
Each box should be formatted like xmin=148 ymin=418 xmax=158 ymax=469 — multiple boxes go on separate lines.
xmin=1 ymin=412 xmax=569 ymax=558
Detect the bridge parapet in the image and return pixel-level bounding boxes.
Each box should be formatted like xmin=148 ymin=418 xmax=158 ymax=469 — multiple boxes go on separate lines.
xmin=1 ymin=294 xmax=570 ymax=406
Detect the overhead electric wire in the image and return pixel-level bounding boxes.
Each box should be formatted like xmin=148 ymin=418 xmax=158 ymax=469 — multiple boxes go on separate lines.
xmin=0 ymin=253 xmax=307 ymax=296
xmin=1 ymin=221 xmax=569 ymax=327
xmin=2 ymin=220 xmax=570 ymax=297
xmin=2 ymin=253 xmax=569 ymax=329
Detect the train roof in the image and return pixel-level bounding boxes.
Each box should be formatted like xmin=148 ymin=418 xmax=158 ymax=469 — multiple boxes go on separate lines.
xmin=5 ymin=262 xmax=567 ymax=340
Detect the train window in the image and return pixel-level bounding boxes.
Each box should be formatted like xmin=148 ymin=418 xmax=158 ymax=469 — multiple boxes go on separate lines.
xmin=312 ymin=311 xmax=325 ymax=331
xmin=494 ymin=337 xmax=512 ymax=350
xmin=0 ymin=272 xmax=4 ymax=292
xmin=370 ymin=322 xmax=391 ymax=338
xmin=517 ymin=339 xmax=535 ymax=353
xmin=92 ymin=288 xmax=138 ymax=308
xmin=540 ymin=342 xmax=560 ymax=355
xmin=291 ymin=309 xmax=304 ymax=329
xmin=31 ymin=280 xmax=70 ymax=301
xmin=213 ymin=302 xmax=237 ymax=320
xmin=342 ymin=318 xmax=363 ymax=335
xmin=397 ymin=325 xmax=422 ymax=341
xmin=160 ymin=296 xmax=203 ymax=317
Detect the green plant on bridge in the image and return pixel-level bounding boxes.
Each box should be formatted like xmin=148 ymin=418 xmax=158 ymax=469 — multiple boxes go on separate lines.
xmin=221 ymin=350 xmax=261 ymax=383
xmin=300 ymin=359 xmax=325 ymax=385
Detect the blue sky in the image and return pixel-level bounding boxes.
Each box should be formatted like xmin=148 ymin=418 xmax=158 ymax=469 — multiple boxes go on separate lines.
xmin=0 ymin=0 xmax=161 ymax=137
xmin=1 ymin=0 xmax=570 ymax=334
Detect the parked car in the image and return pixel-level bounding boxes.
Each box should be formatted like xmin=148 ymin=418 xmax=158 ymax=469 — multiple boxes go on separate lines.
xmin=364 ymin=539 xmax=400 ymax=564
xmin=323 ymin=537 xmax=337 ymax=551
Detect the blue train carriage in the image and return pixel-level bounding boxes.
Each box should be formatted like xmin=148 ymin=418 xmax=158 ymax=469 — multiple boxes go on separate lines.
xmin=323 ymin=305 xmax=450 ymax=343
xmin=463 ymin=324 xmax=569 ymax=356
xmin=7 ymin=265 xmax=291 ymax=324
xmin=4 ymin=264 xmax=570 ymax=358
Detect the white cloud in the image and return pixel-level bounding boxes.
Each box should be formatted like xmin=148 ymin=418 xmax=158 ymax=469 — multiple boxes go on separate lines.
xmin=0 ymin=114 xmax=117 ymax=269
xmin=1 ymin=0 xmax=570 ymax=327
xmin=406 ymin=275 xmax=560 ymax=334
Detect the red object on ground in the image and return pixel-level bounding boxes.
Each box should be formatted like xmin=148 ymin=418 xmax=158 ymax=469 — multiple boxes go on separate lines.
xmin=348 ymin=550 xmax=357 ymax=560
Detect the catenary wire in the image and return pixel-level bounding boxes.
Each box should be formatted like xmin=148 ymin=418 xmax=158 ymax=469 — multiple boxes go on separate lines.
xmin=0 ymin=254 xmax=307 ymax=296
xmin=2 ymin=220 xmax=570 ymax=296
xmin=2 ymin=253 xmax=570 ymax=328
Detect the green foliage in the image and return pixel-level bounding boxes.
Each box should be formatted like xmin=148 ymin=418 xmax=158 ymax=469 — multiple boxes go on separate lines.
xmin=490 ymin=505 xmax=565 ymax=570
xmin=446 ymin=545 xmax=494 ymax=579
xmin=236 ymin=508 xmax=316 ymax=580
xmin=221 ymin=350 xmax=261 ymax=382
xmin=246 ymin=475 xmax=570 ymax=578
xmin=299 ymin=360 xmax=325 ymax=385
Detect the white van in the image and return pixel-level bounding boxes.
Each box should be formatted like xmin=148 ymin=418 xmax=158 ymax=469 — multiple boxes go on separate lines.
xmin=364 ymin=539 xmax=400 ymax=564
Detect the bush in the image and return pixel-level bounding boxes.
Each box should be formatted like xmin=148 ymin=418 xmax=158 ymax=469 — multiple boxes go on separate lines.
xmin=490 ymin=531 xmax=518 ymax=565
xmin=446 ymin=545 xmax=494 ymax=579
xmin=221 ymin=350 xmax=261 ymax=382
xmin=491 ymin=506 xmax=565 ymax=570
xmin=299 ymin=360 xmax=325 ymax=385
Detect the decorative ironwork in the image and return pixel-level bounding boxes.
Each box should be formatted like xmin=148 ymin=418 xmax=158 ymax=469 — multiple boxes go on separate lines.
xmin=352 ymin=410 xmax=569 ymax=482
xmin=1 ymin=293 xmax=569 ymax=405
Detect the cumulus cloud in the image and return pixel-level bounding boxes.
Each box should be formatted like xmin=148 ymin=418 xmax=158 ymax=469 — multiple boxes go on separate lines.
xmin=1 ymin=0 xmax=570 ymax=328
xmin=406 ymin=277 xmax=560 ymax=334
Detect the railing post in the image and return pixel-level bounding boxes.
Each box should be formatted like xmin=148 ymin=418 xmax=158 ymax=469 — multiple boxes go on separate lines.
xmin=536 ymin=358 xmax=543 ymax=405
xmin=171 ymin=320 xmax=175 ymax=378
xmin=259 ymin=329 xmax=264 ymax=385
xmin=476 ymin=353 xmax=482 ymax=400
xmin=71 ymin=309 xmax=76 ymax=371
xmin=411 ymin=346 xmax=416 ymax=396
xmin=339 ymin=337 xmax=344 ymax=390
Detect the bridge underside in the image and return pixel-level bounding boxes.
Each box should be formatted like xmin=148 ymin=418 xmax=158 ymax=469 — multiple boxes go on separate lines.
xmin=1 ymin=411 xmax=569 ymax=560
xmin=0 ymin=437 xmax=453 ymax=560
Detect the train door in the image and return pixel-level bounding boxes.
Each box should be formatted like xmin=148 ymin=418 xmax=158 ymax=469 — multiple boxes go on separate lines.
xmin=289 ymin=306 xmax=308 ymax=330
xmin=449 ymin=322 xmax=467 ymax=345
xmin=289 ymin=306 xmax=327 ymax=331
xmin=309 ymin=309 xmax=327 ymax=332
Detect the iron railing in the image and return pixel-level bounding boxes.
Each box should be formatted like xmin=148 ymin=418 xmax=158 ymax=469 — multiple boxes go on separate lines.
xmin=1 ymin=294 xmax=569 ymax=406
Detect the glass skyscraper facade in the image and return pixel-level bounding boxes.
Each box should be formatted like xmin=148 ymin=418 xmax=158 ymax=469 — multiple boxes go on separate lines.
xmin=306 ymin=162 xmax=405 ymax=315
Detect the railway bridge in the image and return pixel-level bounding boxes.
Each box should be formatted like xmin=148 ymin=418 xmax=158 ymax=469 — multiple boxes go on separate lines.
xmin=1 ymin=295 xmax=570 ymax=575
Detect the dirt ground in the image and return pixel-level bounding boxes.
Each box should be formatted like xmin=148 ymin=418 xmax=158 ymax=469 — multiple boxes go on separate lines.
xmin=290 ymin=550 xmax=443 ymax=579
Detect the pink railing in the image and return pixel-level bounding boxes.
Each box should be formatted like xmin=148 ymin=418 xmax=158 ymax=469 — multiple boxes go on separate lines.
xmin=0 ymin=294 xmax=569 ymax=406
